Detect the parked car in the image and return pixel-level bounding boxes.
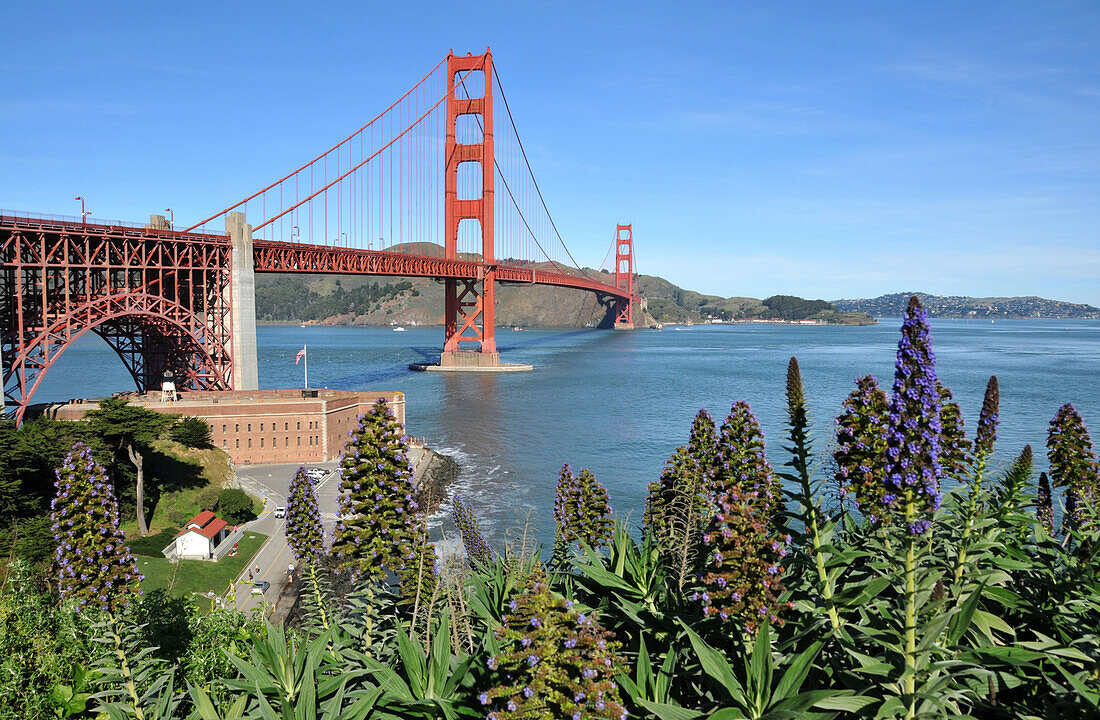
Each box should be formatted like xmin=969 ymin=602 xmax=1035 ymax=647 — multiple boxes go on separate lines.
xmin=251 ymin=581 xmax=270 ymax=595
xmin=307 ymin=469 xmax=325 ymax=479
xmin=274 ymin=506 xmax=286 ymax=518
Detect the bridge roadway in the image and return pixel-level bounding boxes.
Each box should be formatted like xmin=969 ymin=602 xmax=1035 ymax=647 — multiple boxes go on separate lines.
xmin=0 ymin=214 xmax=631 ymax=302
xmin=253 ymin=239 xmax=630 ymax=298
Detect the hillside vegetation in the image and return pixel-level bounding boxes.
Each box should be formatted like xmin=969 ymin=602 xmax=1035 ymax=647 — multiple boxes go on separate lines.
xmin=254 ymin=243 xmax=874 ymax=327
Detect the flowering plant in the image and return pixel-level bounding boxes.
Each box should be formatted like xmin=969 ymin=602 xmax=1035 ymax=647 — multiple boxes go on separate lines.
xmin=51 ymin=442 xmax=142 ymax=613
xmin=481 ymin=566 xmax=626 ymax=720
xmin=331 ymin=399 xmax=426 ymax=579
xmin=554 ymin=465 xmax=613 ymax=550
xmin=286 ymin=466 xmax=326 ymax=566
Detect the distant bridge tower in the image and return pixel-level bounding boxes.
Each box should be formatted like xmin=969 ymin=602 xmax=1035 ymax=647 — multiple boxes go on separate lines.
xmin=614 ymin=224 xmax=634 ymax=330
xmin=442 ymin=49 xmax=499 ymax=368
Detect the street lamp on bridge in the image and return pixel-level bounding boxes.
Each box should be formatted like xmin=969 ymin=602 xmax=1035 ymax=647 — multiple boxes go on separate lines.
xmin=164 ymin=208 xmax=174 ymax=229
xmin=74 ymin=196 xmax=88 ymax=225
xmin=340 ymin=233 xmax=347 ymax=248
xmin=290 ymin=225 xmax=299 ymax=242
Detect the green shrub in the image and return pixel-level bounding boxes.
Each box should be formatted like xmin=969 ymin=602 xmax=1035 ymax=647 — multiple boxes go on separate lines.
xmin=197 ymin=486 xmax=221 ymax=512
xmin=215 ymin=488 xmax=254 ymax=524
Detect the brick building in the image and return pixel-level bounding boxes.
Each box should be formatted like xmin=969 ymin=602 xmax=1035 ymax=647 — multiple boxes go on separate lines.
xmin=43 ymin=388 xmax=405 ymax=465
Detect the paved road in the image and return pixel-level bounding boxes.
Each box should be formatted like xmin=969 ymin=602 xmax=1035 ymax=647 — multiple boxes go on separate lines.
xmin=231 ymin=461 xmax=341 ymax=612
xmin=227 ymin=446 xmax=429 ymax=613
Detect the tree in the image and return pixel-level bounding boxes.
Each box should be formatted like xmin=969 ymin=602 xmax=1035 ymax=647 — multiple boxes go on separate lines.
xmin=169 ymin=417 xmax=213 ymax=449
xmin=50 ymin=442 xmax=142 ymax=612
xmin=216 ymin=488 xmax=254 ymax=525
xmin=84 ymin=398 xmax=176 ymax=536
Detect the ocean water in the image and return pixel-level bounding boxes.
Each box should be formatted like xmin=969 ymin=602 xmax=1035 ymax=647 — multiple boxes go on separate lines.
xmin=29 ymin=319 xmax=1100 ymax=544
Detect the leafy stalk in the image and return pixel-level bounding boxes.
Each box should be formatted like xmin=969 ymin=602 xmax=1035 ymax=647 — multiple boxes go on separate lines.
xmin=783 ymin=357 xmax=840 ymax=632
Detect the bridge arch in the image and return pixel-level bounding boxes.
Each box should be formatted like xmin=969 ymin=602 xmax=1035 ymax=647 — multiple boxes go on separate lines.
xmin=4 ymin=291 xmax=231 ymax=424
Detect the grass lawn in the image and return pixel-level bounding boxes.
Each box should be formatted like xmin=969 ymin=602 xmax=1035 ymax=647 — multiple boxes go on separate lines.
xmin=136 ymin=532 xmax=268 ymax=599
xmin=120 ymin=440 xmax=261 ymax=539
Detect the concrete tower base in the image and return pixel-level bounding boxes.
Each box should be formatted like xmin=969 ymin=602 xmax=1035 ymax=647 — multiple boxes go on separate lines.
xmin=410 ymin=351 xmax=531 ymax=373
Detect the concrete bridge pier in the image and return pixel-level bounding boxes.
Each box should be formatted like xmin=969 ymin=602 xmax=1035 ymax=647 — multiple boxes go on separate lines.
xmin=226 ymin=212 xmax=259 ymax=390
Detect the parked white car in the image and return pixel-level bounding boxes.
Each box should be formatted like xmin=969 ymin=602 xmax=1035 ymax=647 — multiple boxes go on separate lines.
xmin=274 ymin=506 xmax=286 ymax=518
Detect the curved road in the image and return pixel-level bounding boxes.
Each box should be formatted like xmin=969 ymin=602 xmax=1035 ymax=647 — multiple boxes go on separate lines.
xmin=227 ymin=446 xmax=429 ymax=613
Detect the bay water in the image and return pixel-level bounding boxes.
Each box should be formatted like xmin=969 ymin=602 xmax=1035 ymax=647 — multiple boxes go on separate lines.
xmin=31 ymin=319 xmax=1100 ymax=544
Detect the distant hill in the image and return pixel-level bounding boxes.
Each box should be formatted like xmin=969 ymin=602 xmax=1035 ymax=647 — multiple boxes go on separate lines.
xmin=253 ymin=242 xmax=874 ymax=327
xmin=637 ymin=275 xmax=874 ymax=325
xmin=833 ymin=292 xmax=1100 ymax=319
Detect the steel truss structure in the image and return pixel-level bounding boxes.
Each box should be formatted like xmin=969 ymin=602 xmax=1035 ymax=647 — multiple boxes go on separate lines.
xmin=252 ymin=240 xmax=633 ymax=297
xmin=1 ymin=214 xmax=234 ymax=424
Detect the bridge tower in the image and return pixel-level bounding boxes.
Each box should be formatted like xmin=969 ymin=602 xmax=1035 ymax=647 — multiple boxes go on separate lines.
xmin=614 ymin=224 xmax=635 ymax=330
xmin=441 ymin=49 xmax=499 ymax=368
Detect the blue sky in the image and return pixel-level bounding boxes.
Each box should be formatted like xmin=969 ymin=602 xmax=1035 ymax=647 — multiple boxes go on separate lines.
xmin=3 ymin=2 xmax=1098 ymax=304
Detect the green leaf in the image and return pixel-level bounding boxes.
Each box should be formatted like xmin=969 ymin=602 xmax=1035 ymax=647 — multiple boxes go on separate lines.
xmin=679 ymin=620 xmax=746 ymax=705
xmin=834 ymin=575 xmax=891 ymax=606
xmin=813 ymin=694 xmax=876 ymax=711
xmin=749 ymin=623 xmax=773 ymax=706
xmin=772 ymin=641 xmax=821 ymax=702
xmin=185 ymin=683 xmax=221 ymax=720
xmin=637 ymin=636 xmax=654 ymax=696
xmin=636 ymin=699 xmax=704 ymax=720
xmin=945 ymin=585 xmax=984 ymax=646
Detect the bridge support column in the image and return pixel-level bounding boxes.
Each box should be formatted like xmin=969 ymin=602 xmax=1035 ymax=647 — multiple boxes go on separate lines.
xmin=614 ymin=224 xmax=635 ymax=330
xmin=440 ymin=49 xmax=502 ymax=369
xmin=226 ymin=212 xmax=258 ymax=390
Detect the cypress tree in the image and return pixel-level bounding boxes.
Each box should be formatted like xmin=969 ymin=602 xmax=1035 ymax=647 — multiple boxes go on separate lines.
xmin=51 ymin=442 xmax=142 ymax=613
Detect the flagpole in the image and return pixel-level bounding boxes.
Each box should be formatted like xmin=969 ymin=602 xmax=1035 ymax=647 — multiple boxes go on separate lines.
xmin=304 ymin=344 xmax=308 ymax=390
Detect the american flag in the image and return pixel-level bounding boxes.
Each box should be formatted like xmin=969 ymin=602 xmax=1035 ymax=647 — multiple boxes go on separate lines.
xmin=295 ymin=345 xmax=306 ymax=365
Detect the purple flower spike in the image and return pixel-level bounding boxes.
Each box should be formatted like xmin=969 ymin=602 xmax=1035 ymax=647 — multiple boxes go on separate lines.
xmin=883 ymin=297 xmax=943 ymax=533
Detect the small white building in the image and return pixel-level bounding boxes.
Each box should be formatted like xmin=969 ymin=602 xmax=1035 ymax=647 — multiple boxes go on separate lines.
xmin=172 ymin=510 xmax=231 ymax=561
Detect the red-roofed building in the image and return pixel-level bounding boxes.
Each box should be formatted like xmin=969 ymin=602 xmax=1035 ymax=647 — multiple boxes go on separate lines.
xmin=171 ymin=510 xmax=233 ymax=561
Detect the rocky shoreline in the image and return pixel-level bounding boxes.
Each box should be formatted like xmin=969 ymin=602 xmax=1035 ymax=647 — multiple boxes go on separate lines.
xmin=415 ymin=447 xmax=461 ymax=516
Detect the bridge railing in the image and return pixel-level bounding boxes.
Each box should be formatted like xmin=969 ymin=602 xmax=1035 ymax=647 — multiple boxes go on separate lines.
xmin=1 ymin=210 xmax=229 ymax=240
xmin=1 ymin=209 xmax=150 ymax=230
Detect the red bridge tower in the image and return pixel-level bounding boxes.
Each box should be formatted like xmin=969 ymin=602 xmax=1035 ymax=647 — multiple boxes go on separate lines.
xmin=614 ymin=224 xmax=635 ymax=330
xmin=442 ymin=50 xmax=499 ymax=368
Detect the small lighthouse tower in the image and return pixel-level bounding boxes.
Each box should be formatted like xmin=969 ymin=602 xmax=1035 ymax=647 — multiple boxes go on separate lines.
xmin=160 ymin=369 xmax=178 ymax=403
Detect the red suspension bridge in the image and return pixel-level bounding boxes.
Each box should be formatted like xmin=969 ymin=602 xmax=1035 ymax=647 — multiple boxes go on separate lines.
xmin=1 ymin=50 xmax=638 ymax=423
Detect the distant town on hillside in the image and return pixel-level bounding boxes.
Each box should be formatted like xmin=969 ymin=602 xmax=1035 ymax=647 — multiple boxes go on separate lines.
xmin=833 ymin=292 xmax=1100 ymax=319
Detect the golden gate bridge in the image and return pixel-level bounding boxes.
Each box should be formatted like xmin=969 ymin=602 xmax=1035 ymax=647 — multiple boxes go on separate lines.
xmin=0 ymin=50 xmax=637 ymax=423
